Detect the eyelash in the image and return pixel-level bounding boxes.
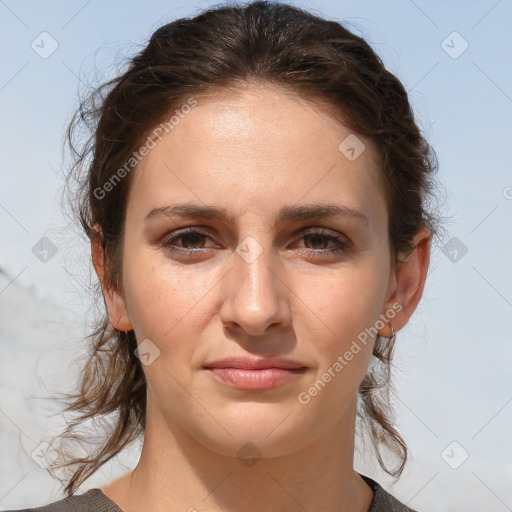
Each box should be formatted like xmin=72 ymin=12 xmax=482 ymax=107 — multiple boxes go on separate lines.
xmin=160 ymin=227 xmax=350 ymax=258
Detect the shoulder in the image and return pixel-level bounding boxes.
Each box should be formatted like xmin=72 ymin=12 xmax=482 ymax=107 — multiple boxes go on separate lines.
xmin=2 ymin=489 xmax=122 ymax=512
xmin=360 ymin=474 xmax=420 ymax=512
xmin=5 ymin=479 xmax=421 ymax=512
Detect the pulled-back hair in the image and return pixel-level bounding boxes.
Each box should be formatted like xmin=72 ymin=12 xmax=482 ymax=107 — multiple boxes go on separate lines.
xmin=53 ymin=0 xmax=439 ymax=495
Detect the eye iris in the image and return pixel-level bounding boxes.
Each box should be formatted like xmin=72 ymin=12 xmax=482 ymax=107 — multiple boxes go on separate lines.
xmin=305 ymin=233 xmax=329 ymax=250
xmin=181 ymin=233 xmax=205 ymax=249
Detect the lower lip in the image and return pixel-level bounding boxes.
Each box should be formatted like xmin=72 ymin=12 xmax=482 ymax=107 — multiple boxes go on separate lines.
xmin=205 ymin=367 xmax=306 ymax=390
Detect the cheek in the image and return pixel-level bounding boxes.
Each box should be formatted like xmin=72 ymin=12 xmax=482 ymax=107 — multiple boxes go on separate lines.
xmin=294 ymin=272 xmax=385 ymax=411
xmin=121 ymin=252 xmax=208 ymax=346
xmin=298 ymin=264 xmax=388 ymax=342
xmin=295 ymin=260 xmax=389 ymax=389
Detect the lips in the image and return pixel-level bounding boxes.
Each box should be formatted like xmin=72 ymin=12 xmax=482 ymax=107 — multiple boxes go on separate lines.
xmin=203 ymin=357 xmax=307 ymax=391
xmin=203 ymin=356 xmax=306 ymax=371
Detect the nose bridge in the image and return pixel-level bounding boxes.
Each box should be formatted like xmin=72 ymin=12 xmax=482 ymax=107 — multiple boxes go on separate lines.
xmin=220 ymin=234 xmax=290 ymax=335
xmin=237 ymin=235 xmax=276 ymax=296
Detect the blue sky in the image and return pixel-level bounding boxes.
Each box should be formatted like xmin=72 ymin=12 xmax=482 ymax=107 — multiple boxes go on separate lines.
xmin=1 ymin=1 xmax=511 ymax=510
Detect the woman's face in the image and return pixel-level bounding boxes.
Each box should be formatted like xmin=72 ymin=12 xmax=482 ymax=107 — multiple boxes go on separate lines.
xmin=107 ymin=84 xmax=402 ymax=457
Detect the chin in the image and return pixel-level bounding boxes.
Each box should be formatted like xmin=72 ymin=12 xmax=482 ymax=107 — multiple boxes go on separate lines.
xmin=188 ymin=409 xmax=312 ymax=460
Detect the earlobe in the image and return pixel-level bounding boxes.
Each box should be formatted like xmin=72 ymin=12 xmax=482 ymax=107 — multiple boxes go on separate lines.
xmin=379 ymin=226 xmax=431 ymax=336
xmin=104 ymin=291 xmax=133 ymax=332
xmin=91 ymin=227 xmax=133 ymax=332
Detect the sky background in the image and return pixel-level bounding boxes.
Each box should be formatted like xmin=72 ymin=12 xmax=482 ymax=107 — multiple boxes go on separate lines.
xmin=0 ymin=0 xmax=511 ymax=510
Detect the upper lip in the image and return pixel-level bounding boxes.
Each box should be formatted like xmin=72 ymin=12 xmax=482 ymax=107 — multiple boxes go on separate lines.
xmin=203 ymin=356 xmax=306 ymax=370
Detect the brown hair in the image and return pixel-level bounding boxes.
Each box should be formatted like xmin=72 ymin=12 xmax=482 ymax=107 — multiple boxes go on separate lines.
xmin=53 ymin=0 xmax=439 ymax=495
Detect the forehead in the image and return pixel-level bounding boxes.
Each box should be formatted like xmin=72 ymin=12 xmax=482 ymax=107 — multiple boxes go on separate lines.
xmin=127 ymin=84 xmax=385 ymax=222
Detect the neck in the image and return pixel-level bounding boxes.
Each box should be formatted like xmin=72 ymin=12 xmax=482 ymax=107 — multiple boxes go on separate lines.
xmin=102 ymin=394 xmax=374 ymax=512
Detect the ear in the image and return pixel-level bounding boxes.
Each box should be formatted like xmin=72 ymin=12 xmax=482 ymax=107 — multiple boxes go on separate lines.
xmin=378 ymin=225 xmax=431 ymax=337
xmin=91 ymin=226 xmax=133 ymax=332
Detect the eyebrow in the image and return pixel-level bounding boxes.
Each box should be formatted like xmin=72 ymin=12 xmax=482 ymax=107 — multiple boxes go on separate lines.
xmin=145 ymin=202 xmax=368 ymax=224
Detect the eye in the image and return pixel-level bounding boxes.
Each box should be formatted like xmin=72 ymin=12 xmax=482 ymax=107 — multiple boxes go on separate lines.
xmin=161 ymin=228 xmax=214 ymax=254
xmin=294 ymin=228 xmax=350 ymax=256
xmin=160 ymin=227 xmax=350 ymax=259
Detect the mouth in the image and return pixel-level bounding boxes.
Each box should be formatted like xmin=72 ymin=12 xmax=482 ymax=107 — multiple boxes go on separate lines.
xmin=204 ymin=367 xmax=307 ymax=390
xmin=202 ymin=357 xmax=307 ymax=391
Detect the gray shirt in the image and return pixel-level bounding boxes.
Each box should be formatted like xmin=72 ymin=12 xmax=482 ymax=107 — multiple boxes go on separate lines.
xmin=5 ymin=474 xmax=419 ymax=511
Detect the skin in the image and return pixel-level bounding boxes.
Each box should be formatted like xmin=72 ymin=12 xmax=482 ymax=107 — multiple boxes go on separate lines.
xmin=93 ymin=83 xmax=430 ymax=512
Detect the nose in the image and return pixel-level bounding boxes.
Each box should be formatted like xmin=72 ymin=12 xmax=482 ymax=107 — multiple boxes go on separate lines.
xmin=218 ymin=236 xmax=292 ymax=338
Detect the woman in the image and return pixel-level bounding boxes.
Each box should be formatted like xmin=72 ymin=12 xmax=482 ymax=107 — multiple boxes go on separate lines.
xmin=8 ymin=1 xmax=438 ymax=510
